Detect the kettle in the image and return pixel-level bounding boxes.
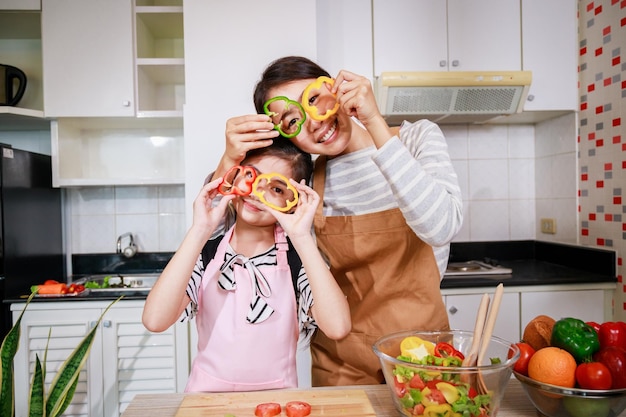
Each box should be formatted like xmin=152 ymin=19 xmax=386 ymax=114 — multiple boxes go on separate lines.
xmin=0 ymin=63 xmax=27 ymax=106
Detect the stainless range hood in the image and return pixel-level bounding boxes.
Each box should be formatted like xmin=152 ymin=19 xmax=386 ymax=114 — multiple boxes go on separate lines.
xmin=375 ymin=71 xmax=532 ymax=125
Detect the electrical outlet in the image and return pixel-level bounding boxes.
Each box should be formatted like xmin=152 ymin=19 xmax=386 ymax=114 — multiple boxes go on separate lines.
xmin=540 ymin=218 xmax=556 ymax=234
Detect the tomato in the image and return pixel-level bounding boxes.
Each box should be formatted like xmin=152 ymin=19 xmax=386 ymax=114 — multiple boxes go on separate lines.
xmin=409 ymin=374 xmax=426 ymax=389
xmin=254 ymin=402 xmax=281 ymax=417
xmin=593 ymin=346 xmax=626 ymax=389
xmin=393 ymin=375 xmax=407 ymax=398
xmin=425 ymin=387 xmax=447 ymax=405
xmin=575 ymin=362 xmax=613 ymax=390
xmin=511 ymin=342 xmax=535 ymax=376
xmin=285 ymin=401 xmax=311 ymax=417
xmin=44 ymin=280 xmax=60 ymax=285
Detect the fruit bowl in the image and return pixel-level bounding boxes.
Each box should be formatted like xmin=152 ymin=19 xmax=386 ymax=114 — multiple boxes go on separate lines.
xmin=373 ymin=330 xmax=519 ymax=417
xmin=514 ymin=371 xmax=626 ymax=417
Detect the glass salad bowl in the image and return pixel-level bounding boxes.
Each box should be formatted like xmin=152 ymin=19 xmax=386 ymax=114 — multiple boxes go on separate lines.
xmin=373 ymin=330 xmax=519 ymax=417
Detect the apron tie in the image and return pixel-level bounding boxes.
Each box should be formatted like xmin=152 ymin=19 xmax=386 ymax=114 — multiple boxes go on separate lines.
xmin=218 ymin=253 xmax=274 ymax=323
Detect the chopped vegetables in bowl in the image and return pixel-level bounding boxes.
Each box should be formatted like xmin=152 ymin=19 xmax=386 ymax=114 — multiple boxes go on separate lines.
xmin=373 ymin=330 xmax=519 ymax=417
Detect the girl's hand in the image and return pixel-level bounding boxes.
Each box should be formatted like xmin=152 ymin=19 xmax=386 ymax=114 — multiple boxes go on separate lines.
xmin=223 ymin=114 xmax=280 ymax=167
xmin=265 ymin=180 xmax=319 ymax=240
xmin=332 ymin=70 xmax=383 ymax=126
xmin=191 ymin=178 xmax=235 ymax=239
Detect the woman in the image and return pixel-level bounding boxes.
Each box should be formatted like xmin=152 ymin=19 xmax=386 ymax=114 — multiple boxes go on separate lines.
xmin=213 ymin=56 xmax=463 ymax=386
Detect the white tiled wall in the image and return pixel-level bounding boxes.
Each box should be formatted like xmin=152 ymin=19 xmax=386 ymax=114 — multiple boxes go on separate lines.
xmin=444 ymin=123 xmax=537 ymax=242
xmin=67 ymin=185 xmax=186 ymax=254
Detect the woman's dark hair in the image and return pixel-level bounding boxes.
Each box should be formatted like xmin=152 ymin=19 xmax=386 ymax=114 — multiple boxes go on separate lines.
xmin=253 ymin=56 xmax=330 ymax=114
xmin=242 ymin=139 xmax=313 ymax=185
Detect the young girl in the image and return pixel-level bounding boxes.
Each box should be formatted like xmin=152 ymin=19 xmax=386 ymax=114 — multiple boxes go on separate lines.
xmin=142 ymin=140 xmax=350 ymax=392
xmin=212 ymin=56 xmax=463 ymax=386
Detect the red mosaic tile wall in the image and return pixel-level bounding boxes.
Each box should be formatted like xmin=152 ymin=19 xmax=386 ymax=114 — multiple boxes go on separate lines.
xmin=578 ymin=0 xmax=626 ymax=320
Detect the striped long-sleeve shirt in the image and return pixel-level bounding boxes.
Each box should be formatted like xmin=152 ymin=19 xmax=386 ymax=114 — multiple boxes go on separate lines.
xmin=319 ymin=119 xmax=463 ymax=278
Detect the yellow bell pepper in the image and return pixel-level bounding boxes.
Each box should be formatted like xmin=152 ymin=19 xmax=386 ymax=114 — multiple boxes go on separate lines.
xmin=301 ymin=76 xmax=340 ymax=121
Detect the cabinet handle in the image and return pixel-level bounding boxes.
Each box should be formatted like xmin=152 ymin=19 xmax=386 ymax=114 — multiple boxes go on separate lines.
xmin=448 ymin=306 xmax=458 ymax=315
xmin=122 ymin=100 xmax=131 ymax=107
xmin=90 ymin=320 xmax=112 ymax=328
xmin=526 ymin=94 xmax=535 ymax=102
xmin=451 ymin=60 xmax=459 ymax=67
xmin=439 ymin=60 xmax=447 ymax=67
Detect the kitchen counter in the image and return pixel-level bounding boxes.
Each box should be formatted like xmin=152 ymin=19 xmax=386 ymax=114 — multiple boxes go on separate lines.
xmin=121 ymin=379 xmax=624 ymax=417
xmin=442 ymin=240 xmax=616 ymax=289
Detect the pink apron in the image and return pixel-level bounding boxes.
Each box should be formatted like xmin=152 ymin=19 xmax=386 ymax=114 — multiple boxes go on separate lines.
xmin=185 ymin=225 xmax=299 ymax=392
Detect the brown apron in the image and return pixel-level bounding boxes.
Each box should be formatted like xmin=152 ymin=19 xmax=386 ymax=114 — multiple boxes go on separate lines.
xmin=311 ymin=155 xmax=450 ymax=386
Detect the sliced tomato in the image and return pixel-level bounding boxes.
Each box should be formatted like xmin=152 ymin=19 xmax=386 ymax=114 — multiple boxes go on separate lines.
xmin=409 ymin=374 xmax=426 ymax=389
xmin=393 ymin=375 xmax=407 ymax=398
xmin=285 ymin=401 xmax=311 ymax=417
xmin=254 ymin=402 xmax=281 ymax=417
xmin=425 ymin=388 xmax=447 ymax=405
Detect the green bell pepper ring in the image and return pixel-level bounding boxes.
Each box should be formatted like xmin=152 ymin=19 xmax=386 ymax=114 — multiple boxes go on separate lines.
xmin=263 ymin=96 xmax=306 ymax=138
xmin=551 ymin=317 xmax=600 ymax=362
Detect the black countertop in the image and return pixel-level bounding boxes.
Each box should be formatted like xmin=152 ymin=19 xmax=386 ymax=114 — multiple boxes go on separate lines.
xmin=441 ymin=240 xmax=617 ymax=289
xmin=5 ymin=240 xmax=618 ymax=303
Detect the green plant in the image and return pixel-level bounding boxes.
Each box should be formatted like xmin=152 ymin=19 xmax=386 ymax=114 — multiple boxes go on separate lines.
xmin=0 ymin=293 xmax=121 ymax=417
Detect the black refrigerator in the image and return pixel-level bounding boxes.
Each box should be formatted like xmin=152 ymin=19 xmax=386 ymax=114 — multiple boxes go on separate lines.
xmin=0 ymin=144 xmax=65 ymax=339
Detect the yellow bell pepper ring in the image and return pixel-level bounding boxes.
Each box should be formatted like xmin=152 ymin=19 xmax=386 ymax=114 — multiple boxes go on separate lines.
xmin=251 ymin=173 xmax=299 ymax=212
xmin=301 ymin=76 xmax=340 ymax=121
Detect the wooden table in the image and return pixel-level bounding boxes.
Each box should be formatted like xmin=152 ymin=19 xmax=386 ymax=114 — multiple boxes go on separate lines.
xmin=121 ymin=379 xmax=550 ymax=417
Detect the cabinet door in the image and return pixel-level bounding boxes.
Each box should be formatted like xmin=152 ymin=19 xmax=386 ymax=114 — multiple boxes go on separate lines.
xmin=521 ymin=0 xmax=577 ymax=111
xmin=102 ymin=306 xmax=188 ymax=417
xmin=13 ymin=307 xmax=102 ymax=417
xmin=447 ymin=0 xmax=521 ymax=71
xmin=373 ymin=0 xmax=447 ymax=73
xmin=520 ymin=290 xmax=607 ymax=326
xmin=446 ymin=293 xmax=520 ymax=343
xmin=41 ymin=0 xmax=134 ymax=117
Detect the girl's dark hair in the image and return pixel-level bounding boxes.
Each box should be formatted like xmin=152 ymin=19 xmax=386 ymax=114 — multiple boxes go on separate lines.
xmin=253 ymin=56 xmax=330 ymax=114
xmin=243 ymin=139 xmax=313 ymax=185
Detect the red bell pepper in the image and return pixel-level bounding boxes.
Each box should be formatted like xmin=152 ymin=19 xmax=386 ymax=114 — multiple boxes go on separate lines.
xmin=433 ymin=342 xmax=465 ymax=360
xmin=586 ymin=321 xmax=601 ymax=333
xmin=598 ymin=321 xmax=626 ymax=350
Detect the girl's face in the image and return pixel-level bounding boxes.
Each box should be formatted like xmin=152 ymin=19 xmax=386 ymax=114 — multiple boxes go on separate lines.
xmin=268 ymin=79 xmax=353 ymax=157
xmin=233 ymin=155 xmax=295 ymax=226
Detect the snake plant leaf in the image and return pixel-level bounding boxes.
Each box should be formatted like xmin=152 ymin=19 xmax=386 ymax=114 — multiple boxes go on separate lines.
xmin=0 ymin=292 xmax=36 ymax=417
xmin=28 ymin=355 xmax=45 ymax=417
xmin=45 ymin=296 xmax=122 ymax=417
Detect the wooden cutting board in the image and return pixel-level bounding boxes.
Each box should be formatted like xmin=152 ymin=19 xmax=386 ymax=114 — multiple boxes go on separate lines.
xmin=174 ymin=389 xmax=377 ymax=416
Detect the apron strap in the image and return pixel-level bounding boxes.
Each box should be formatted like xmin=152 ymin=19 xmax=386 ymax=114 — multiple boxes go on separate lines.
xmin=313 ymin=155 xmax=328 ymax=228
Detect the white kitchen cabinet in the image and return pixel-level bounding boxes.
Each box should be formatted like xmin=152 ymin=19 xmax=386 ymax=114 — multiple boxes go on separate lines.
xmin=11 ymin=300 xmax=190 ymax=417
xmin=446 ymin=292 xmax=520 ymax=343
xmin=51 ymin=118 xmax=184 ymax=186
xmin=0 ymin=0 xmax=40 ymax=10
xmin=373 ymin=0 xmax=521 ymax=74
xmin=0 ymin=10 xmax=47 ymax=129
xmin=134 ymin=0 xmax=185 ymax=117
xmin=520 ymin=289 xmax=610 ymax=325
xmin=41 ymin=0 xmax=135 ymax=117
xmin=521 ymin=0 xmax=577 ymax=111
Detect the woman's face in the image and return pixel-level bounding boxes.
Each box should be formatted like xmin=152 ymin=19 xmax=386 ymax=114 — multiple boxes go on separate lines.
xmin=233 ymin=155 xmax=295 ymax=226
xmin=268 ymin=79 xmax=353 ymax=156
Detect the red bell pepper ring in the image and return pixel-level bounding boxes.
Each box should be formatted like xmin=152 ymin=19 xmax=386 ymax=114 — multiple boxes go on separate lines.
xmin=218 ymin=165 xmax=257 ymax=196
xmin=434 ymin=342 xmax=465 ymax=360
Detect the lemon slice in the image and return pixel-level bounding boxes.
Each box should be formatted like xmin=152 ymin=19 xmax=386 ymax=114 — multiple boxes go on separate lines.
xmin=400 ymin=336 xmax=435 ymax=361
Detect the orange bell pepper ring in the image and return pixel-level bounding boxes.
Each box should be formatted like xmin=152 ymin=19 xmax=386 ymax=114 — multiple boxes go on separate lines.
xmin=301 ymin=76 xmax=340 ymax=121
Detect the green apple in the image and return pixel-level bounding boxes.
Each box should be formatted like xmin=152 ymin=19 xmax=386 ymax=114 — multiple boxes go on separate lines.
xmin=563 ymin=396 xmax=611 ymax=417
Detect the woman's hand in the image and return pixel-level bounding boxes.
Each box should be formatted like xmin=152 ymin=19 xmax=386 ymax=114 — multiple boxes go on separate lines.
xmin=191 ymin=178 xmax=235 ymax=239
xmin=265 ymin=180 xmax=319 ymax=240
xmin=332 ymin=69 xmax=393 ymax=148
xmin=223 ymin=114 xmax=279 ymax=167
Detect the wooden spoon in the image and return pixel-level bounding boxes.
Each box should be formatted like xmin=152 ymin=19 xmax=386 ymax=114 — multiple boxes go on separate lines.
xmin=475 ymin=283 xmax=504 ymax=394
xmin=462 ymin=293 xmax=490 ymax=368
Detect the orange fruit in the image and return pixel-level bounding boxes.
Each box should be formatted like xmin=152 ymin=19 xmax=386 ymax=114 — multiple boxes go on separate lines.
xmin=528 ymin=346 xmax=577 ymax=388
